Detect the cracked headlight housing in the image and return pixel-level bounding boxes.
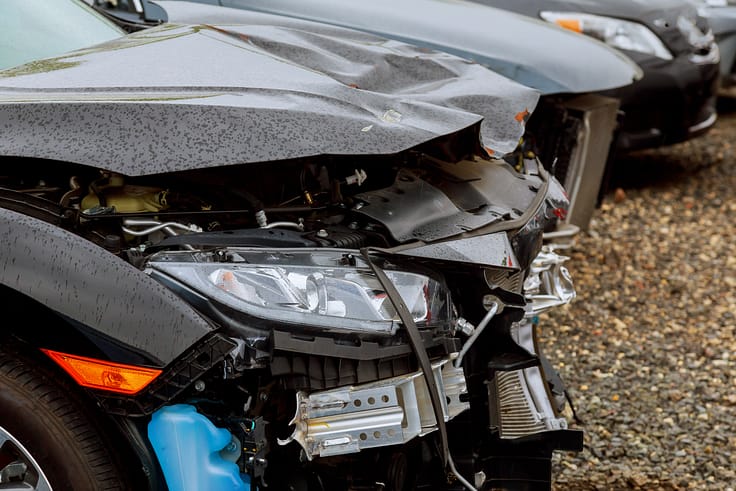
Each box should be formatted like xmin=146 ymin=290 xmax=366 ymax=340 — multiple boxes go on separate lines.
xmin=147 ymin=248 xmax=455 ymax=335
xmin=540 ymin=11 xmax=674 ymax=60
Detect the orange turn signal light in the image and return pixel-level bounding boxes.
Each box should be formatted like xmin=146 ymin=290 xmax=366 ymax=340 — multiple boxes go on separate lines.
xmin=555 ymin=19 xmax=583 ymax=33
xmin=42 ymin=349 xmax=162 ymax=395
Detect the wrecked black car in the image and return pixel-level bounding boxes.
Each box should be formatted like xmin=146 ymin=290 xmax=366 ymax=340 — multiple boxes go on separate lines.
xmin=0 ymin=11 xmax=580 ymax=491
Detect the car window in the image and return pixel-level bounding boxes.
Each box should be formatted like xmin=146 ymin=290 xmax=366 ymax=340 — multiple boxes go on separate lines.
xmin=0 ymin=0 xmax=125 ymax=71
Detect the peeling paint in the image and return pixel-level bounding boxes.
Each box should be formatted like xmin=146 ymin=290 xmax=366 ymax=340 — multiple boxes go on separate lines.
xmin=515 ymin=108 xmax=530 ymax=123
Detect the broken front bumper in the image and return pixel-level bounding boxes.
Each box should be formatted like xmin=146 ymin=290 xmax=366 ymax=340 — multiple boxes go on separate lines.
xmin=273 ymin=245 xmax=585 ymax=489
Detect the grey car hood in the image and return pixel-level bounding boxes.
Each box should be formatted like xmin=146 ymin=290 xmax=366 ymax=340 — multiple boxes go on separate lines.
xmin=153 ymin=0 xmax=641 ymax=94
xmin=0 ymin=22 xmax=539 ymax=176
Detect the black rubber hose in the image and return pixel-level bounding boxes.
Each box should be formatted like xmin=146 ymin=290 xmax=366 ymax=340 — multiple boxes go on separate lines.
xmin=361 ymin=248 xmax=476 ymax=490
xmin=360 ymin=249 xmax=450 ymax=465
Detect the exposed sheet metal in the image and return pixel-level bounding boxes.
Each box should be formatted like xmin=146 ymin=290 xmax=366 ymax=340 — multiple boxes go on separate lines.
xmin=154 ymin=0 xmax=641 ymax=94
xmin=0 ymin=22 xmax=539 ymax=175
xmin=523 ymin=246 xmax=576 ymax=316
xmin=279 ymin=355 xmax=469 ymax=458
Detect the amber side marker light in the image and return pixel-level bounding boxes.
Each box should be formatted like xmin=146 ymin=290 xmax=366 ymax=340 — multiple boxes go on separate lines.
xmin=555 ymin=19 xmax=583 ymax=33
xmin=42 ymin=349 xmax=162 ymax=395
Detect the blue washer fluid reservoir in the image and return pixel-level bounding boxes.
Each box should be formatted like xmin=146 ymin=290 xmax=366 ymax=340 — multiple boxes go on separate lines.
xmin=148 ymin=404 xmax=251 ymax=491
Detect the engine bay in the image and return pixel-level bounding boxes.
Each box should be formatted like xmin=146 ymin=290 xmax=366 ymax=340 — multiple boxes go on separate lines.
xmin=0 ymin=150 xmax=580 ymax=490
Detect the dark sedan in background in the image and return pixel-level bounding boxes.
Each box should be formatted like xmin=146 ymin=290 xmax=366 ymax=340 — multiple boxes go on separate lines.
xmin=691 ymin=0 xmax=736 ymax=89
xmin=480 ymin=0 xmax=721 ymax=153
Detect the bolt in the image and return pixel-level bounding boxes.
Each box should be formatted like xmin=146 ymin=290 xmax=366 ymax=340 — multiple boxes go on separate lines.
xmin=317 ymin=229 xmax=329 ymax=238
xmin=455 ymin=318 xmax=474 ymax=337
xmin=194 ymin=380 xmax=206 ymax=392
xmin=483 ymin=295 xmax=503 ymax=313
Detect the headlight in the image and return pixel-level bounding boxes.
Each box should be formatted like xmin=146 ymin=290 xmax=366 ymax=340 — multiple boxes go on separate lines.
xmin=147 ymin=248 xmax=455 ymax=335
xmin=540 ymin=11 xmax=673 ymax=60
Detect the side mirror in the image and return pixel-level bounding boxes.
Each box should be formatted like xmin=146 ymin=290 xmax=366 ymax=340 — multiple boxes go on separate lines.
xmin=92 ymin=0 xmax=167 ymax=31
xmin=141 ymin=0 xmax=168 ymax=23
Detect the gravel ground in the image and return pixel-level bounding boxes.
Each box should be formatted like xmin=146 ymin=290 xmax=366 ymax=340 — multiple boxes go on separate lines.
xmin=545 ymin=99 xmax=736 ymax=490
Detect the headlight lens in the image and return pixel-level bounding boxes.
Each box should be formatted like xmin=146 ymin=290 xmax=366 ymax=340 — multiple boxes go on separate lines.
xmin=540 ymin=11 xmax=673 ymax=60
xmin=147 ymin=248 xmax=455 ymax=334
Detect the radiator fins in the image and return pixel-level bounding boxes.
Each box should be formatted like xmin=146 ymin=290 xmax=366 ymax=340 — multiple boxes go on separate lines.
xmin=494 ymin=370 xmax=548 ymax=438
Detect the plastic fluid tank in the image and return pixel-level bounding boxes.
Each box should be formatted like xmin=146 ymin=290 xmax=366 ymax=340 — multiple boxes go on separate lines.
xmin=148 ymin=404 xmax=251 ymax=491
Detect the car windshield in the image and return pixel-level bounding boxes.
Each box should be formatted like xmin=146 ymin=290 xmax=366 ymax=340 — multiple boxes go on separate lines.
xmin=0 ymin=0 xmax=124 ymax=71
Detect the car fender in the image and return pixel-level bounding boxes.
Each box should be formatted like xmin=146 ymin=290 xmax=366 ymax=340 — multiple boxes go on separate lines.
xmin=0 ymin=208 xmax=214 ymax=366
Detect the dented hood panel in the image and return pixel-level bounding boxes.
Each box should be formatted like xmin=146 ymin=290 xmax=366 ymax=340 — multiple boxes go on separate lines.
xmin=155 ymin=0 xmax=642 ymax=94
xmin=0 ymin=23 xmax=538 ymax=176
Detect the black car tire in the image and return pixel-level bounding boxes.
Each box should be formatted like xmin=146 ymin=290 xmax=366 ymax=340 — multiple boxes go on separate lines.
xmin=0 ymin=344 xmax=130 ymax=490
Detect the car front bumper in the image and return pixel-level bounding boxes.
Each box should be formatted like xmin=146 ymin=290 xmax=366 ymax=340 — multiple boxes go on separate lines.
xmin=602 ymin=50 xmax=720 ymax=152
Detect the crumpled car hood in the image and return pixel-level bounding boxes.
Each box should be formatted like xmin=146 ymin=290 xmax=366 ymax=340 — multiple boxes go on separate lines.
xmin=0 ymin=23 xmax=538 ymax=176
xmin=154 ymin=0 xmax=641 ymax=94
